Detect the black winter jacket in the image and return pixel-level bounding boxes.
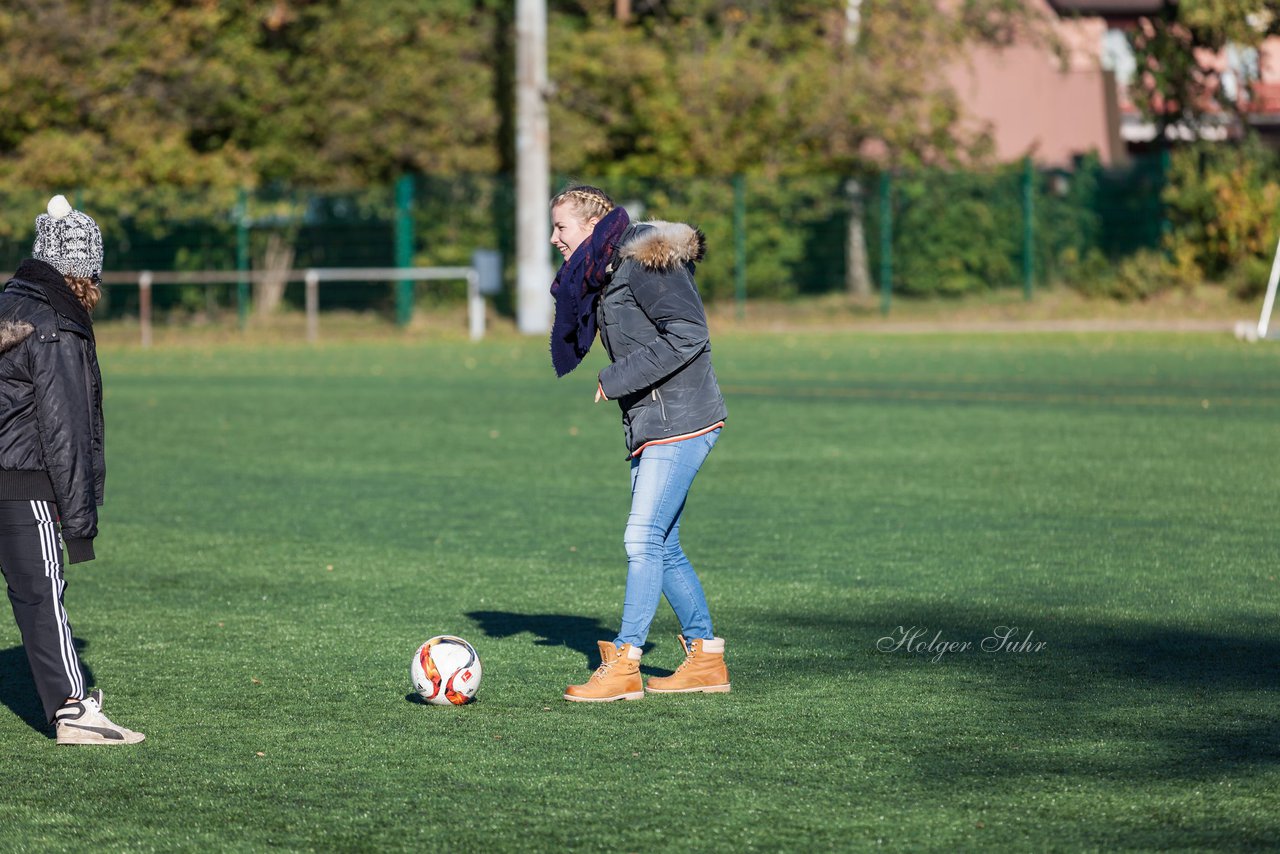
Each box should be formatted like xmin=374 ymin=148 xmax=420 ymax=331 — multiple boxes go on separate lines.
xmin=597 ymin=221 xmax=727 ymax=456
xmin=0 ymin=259 xmax=104 ymax=563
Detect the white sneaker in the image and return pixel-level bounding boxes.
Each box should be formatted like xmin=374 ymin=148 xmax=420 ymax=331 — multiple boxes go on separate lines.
xmin=55 ymin=690 xmax=145 ymax=745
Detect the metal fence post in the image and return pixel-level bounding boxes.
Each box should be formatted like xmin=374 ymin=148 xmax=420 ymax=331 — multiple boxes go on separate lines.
xmin=236 ymin=188 xmax=250 ymax=329
xmin=467 ymin=270 xmax=485 ymax=341
xmin=878 ymin=172 xmax=892 ymax=316
xmin=1158 ymin=147 xmax=1172 ymax=244
xmin=305 ymin=270 xmax=319 ymax=343
xmin=139 ymin=271 xmax=153 ymax=348
xmin=395 ymin=175 xmax=415 ymax=326
xmin=1023 ymin=157 xmax=1035 ymax=300
xmin=733 ymin=174 xmax=746 ymax=319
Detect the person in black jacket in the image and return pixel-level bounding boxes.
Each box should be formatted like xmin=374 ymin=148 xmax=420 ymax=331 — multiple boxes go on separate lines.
xmin=549 ymin=185 xmax=731 ymax=703
xmin=0 ymin=195 xmax=142 ymax=745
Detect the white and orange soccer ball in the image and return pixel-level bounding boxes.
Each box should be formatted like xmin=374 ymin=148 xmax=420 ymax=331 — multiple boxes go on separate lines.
xmin=411 ymin=635 xmax=482 ymax=706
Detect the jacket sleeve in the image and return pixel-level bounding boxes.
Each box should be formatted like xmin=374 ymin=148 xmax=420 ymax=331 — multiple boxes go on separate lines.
xmin=598 ymin=267 xmax=711 ymax=400
xmin=30 ymin=331 xmax=97 ymax=562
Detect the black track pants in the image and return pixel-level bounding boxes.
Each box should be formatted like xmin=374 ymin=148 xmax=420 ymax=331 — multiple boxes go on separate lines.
xmin=0 ymin=499 xmax=86 ymax=722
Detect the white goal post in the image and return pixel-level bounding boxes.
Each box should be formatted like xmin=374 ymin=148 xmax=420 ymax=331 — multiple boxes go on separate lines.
xmin=102 ymin=265 xmax=490 ymax=347
xmin=1238 ymin=235 xmax=1280 ymax=342
xmin=1257 ymin=236 xmax=1280 ymax=340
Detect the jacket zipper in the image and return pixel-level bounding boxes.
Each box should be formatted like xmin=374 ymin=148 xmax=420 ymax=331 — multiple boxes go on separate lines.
xmin=653 ymin=389 xmax=666 ymax=420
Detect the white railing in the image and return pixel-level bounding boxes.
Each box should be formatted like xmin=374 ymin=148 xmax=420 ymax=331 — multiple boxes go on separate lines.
xmin=100 ymin=266 xmax=486 ymax=347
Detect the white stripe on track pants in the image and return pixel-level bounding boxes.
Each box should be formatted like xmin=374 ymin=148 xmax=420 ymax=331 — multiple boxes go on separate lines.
xmin=0 ymin=499 xmax=87 ymax=722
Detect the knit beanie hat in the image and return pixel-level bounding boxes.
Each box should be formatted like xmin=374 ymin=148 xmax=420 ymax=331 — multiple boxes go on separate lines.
xmin=32 ymin=195 xmax=104 ymax=279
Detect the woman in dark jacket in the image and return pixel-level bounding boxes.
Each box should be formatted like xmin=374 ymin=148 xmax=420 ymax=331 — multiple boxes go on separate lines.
xmin=0 ymin=195 xmax=142 ymax=744
xmin=549 ymin=185 xmax=730 ymax=703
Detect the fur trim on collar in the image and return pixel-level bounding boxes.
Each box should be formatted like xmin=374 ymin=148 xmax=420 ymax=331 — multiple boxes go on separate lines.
xmin=618 ymin=221 xmax=706 ymax=270
xmin=0 ymin=320 xmax=35 ymax=355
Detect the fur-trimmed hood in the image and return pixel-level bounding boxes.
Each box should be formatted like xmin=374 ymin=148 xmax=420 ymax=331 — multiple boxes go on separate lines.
xmin=0 ymin=320 xmax=34 ymax=355
xmin=617 ymin=221 xmax=706 ymax=270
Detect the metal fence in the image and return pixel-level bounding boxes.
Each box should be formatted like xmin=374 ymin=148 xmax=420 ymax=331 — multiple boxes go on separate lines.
xmin=0 ymin=154 xmax=1169 ymax=321
xmin=105 ymin=265 xmax=489 ymax=346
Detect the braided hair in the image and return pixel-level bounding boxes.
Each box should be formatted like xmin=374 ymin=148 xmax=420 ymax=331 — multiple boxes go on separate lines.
xmin=550 ymin=185 xmax=615 ymax=224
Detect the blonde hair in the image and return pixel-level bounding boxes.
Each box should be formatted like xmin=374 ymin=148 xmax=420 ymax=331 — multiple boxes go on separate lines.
xmin=65 ymin=276 xmax=102 ymax=313
xmin=550 ymin=185 xmax=615 ymax=224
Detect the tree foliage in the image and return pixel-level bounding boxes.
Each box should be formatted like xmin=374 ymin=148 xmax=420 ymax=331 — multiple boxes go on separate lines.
xmin=0 ymin=0 xmax=503 ymax=237
xmin=1126 ymin=0 xmax=1280 ymax=137
xmin=1163 ymin=137 xmax=1280 ymax=287
xmin=0 ymin=0 xmax=1051 ymax=301
xmin=0 ymin=0 xmax=1037 ymax=206
xmin=547 ymin=0 xmax=1034 ymax=177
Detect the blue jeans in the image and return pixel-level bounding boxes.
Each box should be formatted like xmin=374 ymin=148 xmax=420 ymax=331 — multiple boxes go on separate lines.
xmin=615 ymin=428 xmax=720 ymax=648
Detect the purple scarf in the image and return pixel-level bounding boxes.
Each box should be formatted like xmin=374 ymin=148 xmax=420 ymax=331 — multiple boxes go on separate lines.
xmin=549 ymin=206 xmax=631 ymax=377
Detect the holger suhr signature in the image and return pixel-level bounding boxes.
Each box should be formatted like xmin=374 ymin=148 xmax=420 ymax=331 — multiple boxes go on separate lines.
xmin=876 ymin=625 xmax=1047 ymax=663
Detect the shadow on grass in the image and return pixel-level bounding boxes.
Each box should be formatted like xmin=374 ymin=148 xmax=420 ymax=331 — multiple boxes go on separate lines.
xmin=756 ymin=603 xmax=1280 ymax=769
xmin=465 ymin=610 xmax=672 ymax=676
xmin=738 ymin=605 xmax=1280 ymax=847
xmin=0 ymin=638 xmax=95 ymax=736
xmin=402 ymin=692 xmax=481 ymax=707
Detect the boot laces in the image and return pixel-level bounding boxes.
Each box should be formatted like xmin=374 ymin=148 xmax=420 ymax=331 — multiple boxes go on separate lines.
xmin=673 ymin=639 xmax=698 ymax=673
xmin=592 ymin=650 xmax=621 ymax=680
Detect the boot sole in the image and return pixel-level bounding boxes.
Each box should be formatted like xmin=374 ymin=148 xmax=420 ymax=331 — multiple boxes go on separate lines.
xmin=57 ymin=733 xmax=145 ymax=745
xmin=645 ymin=684 xmax=731 ymax=694
xmin=562 ymin=691 xmax=645 ymax=703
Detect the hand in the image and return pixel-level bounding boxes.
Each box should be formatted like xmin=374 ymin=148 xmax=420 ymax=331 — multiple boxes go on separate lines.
xmin=595 ymin=381 xmax=607 ymax=403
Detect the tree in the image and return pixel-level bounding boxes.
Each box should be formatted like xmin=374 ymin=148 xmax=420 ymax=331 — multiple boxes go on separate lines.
xmin=545 ymin=0 xmax=1039 ymax=178
xmin=0 ymin=0 xmax=1050 ymax=300
xmin=1126 ymin=1 xmax=1280 ymax=141
xmin=0 ymin=0 xmax=506 ymax=282
xmin=0 ymin=2 xmax=502 ymax=214
xmin=545 ymin=0 xmax=1037 ymax=298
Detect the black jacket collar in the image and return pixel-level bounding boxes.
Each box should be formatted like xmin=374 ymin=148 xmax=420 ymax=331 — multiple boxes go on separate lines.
xmin=6 ymin=259 xmax=95 ymax=338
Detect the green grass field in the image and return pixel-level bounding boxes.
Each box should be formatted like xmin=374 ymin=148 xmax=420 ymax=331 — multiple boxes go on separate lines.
xmin=1 ymin=329 xmax=1277 ymax=851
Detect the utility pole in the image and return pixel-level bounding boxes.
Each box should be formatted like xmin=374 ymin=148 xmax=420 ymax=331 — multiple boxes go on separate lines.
xmin=844 ymin=0 xmax=870 ymax=297
xmin=516 ymin=0 xmax=552 ymax=334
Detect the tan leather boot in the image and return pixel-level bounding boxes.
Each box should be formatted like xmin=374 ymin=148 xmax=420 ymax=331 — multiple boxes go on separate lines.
xmin=645 ymin=636 xmax=730 ymax=694
xmin=563 ymin=641 xmax=644 ymax=702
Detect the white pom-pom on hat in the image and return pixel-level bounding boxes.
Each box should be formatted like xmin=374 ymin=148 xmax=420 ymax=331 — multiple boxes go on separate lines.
xmin=46 ymin=195 xmax=73 ymax=220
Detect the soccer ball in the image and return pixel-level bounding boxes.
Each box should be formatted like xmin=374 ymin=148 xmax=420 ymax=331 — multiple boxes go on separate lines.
xmin=411 ymin=635 xmax=482 ymax=706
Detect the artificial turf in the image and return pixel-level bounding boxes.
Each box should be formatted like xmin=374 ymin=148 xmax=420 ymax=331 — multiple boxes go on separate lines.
xmin=0 ymin=330 xmax=1277 ymax=851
